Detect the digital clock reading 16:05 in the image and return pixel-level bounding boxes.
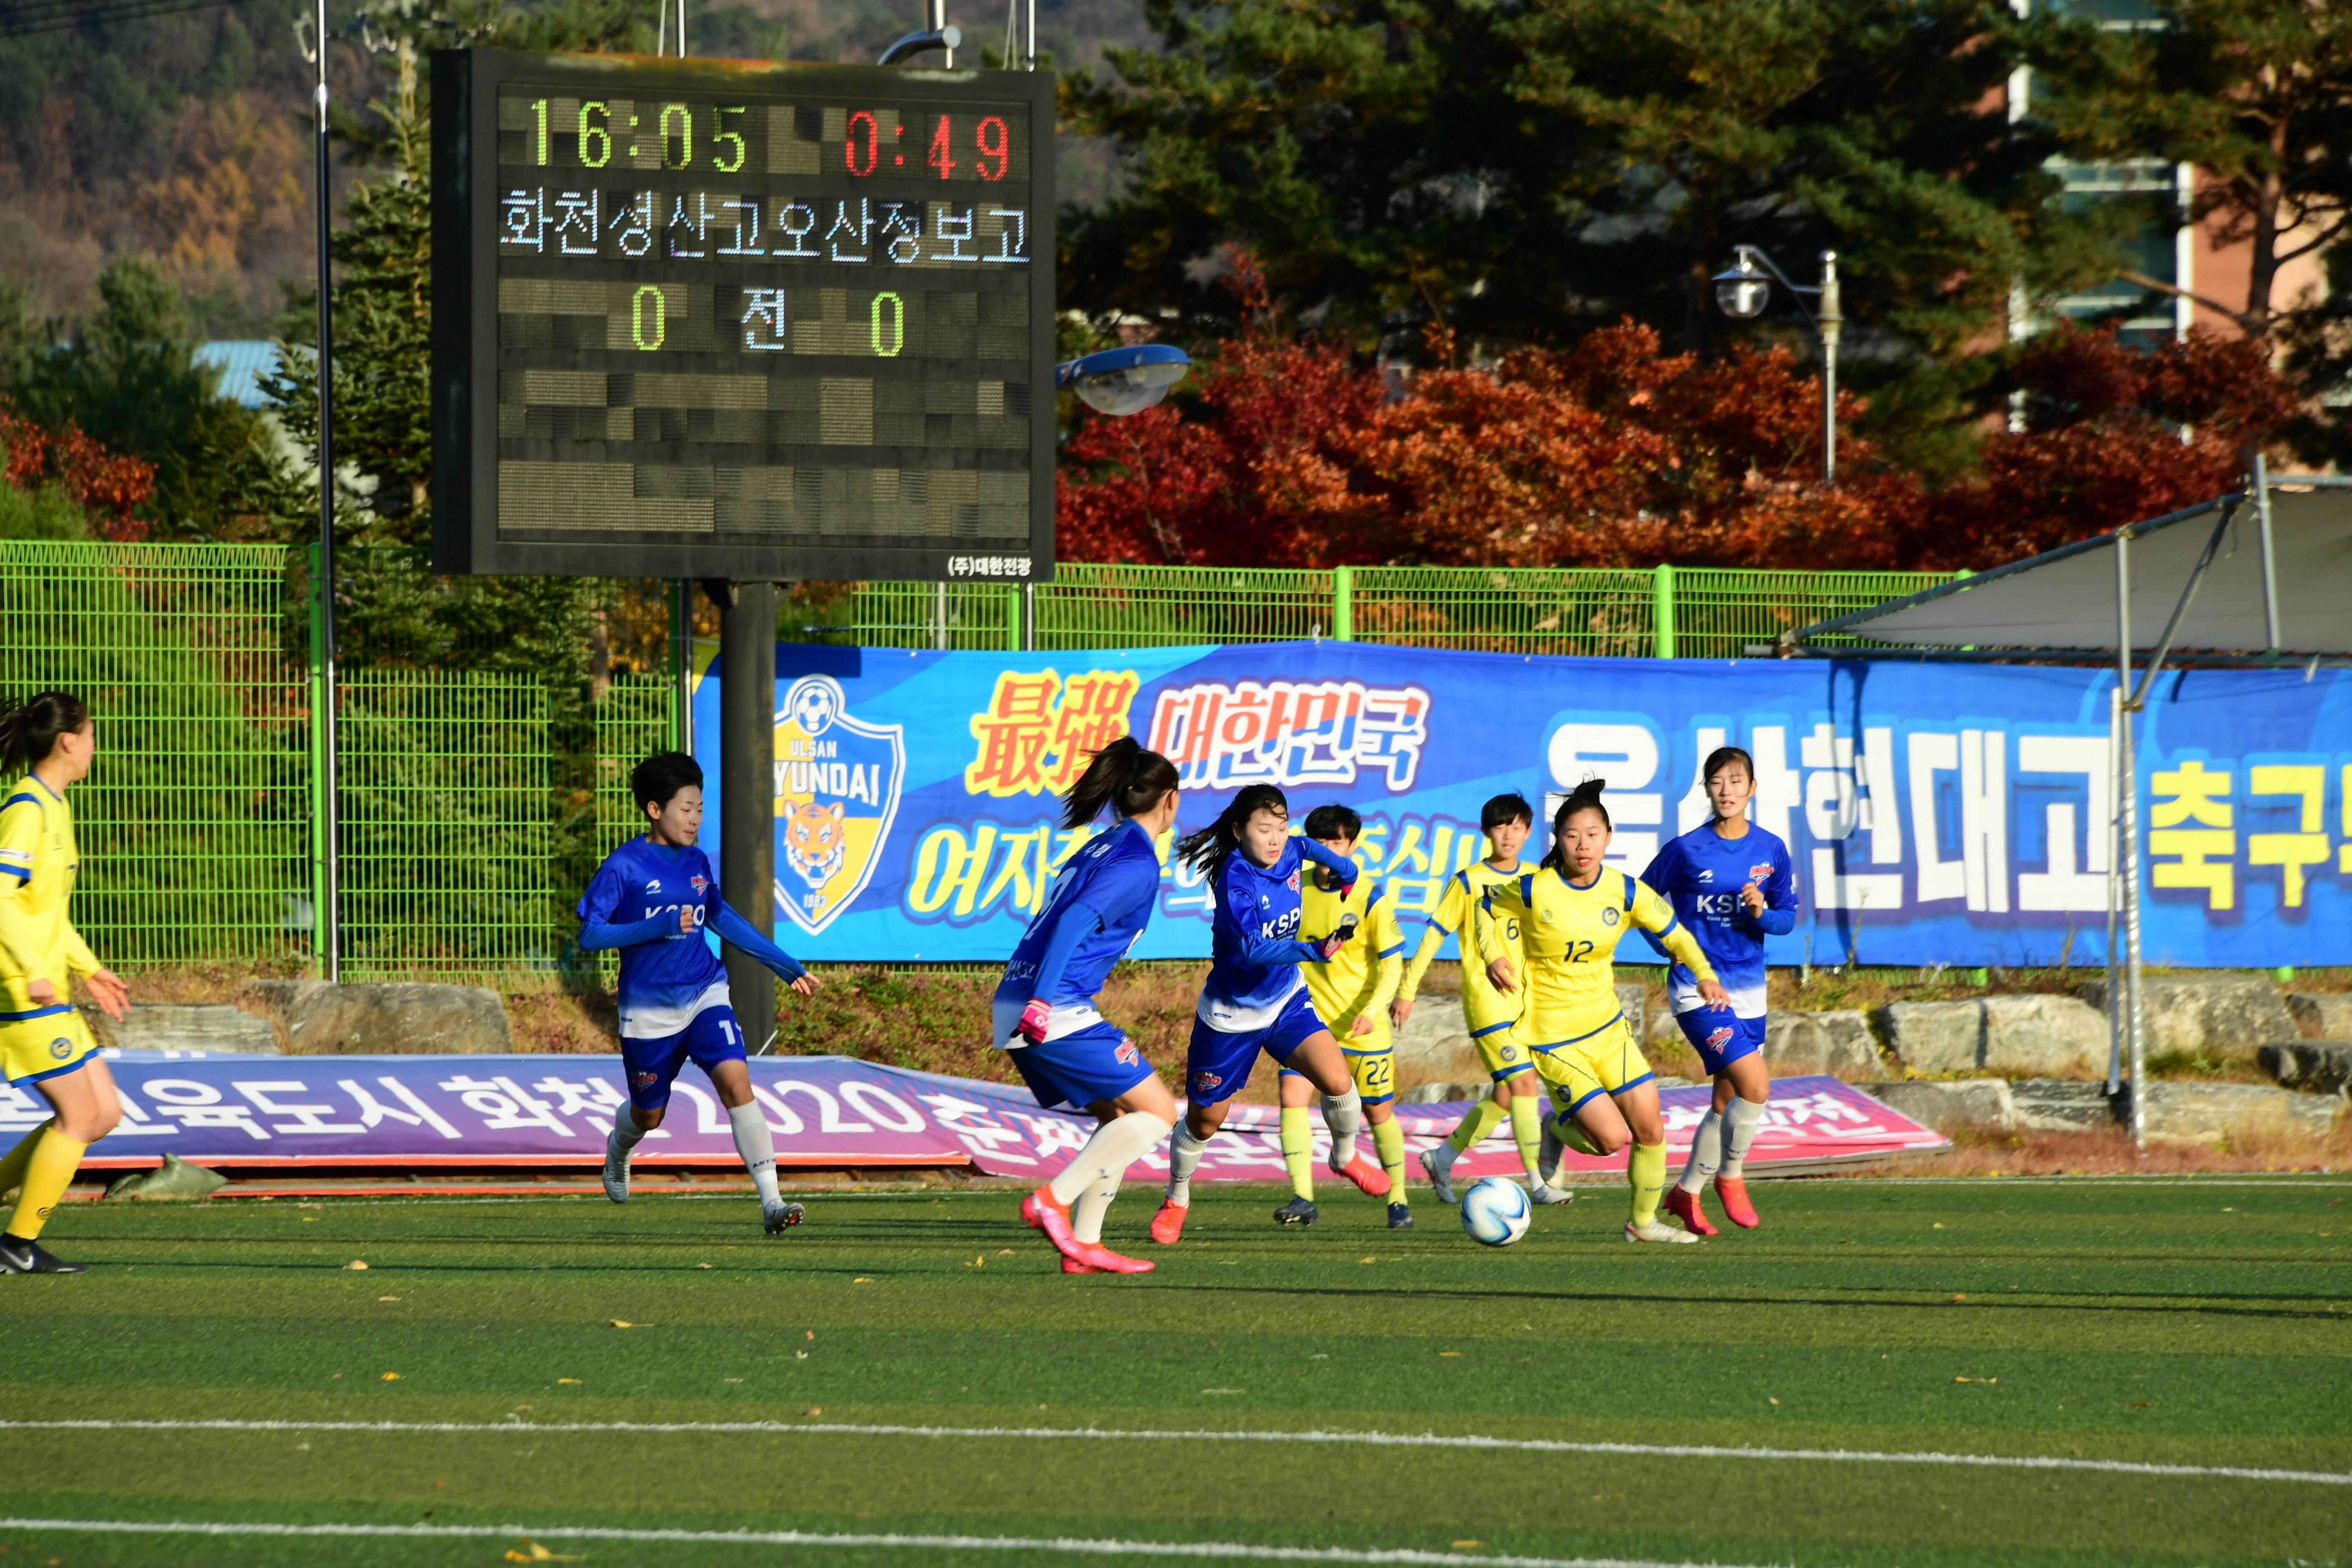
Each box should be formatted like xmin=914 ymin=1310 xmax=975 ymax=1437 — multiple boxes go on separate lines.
xmin=430 ymin=49 xmax=1056 ymax=585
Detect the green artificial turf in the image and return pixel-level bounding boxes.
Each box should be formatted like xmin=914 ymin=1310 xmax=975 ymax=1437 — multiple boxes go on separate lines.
xmin=0 ymin=1176 xmax=2347 ymax=1567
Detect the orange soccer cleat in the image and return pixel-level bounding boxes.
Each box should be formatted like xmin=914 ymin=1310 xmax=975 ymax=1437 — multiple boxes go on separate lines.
xmin=1332 ymin=1153 xmax=1391 ymax=1198
xmin=1714 ymin=1176 xmax=1761 ymax=1229
xmin=1664 ymin=1185 xmax=1717 ymax=1237
xmin=1149 ymin=1199 xmax=1189 ymax=1244
xmin=1065 ymin=1241 xmax=1154 ymax=1274
xmin=1021 ymin=1184 xmax=1080 ymax=1256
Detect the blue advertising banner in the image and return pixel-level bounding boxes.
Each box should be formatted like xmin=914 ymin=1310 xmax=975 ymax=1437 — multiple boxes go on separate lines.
xmin=688 ymin=642 xmax=2352 ymax=969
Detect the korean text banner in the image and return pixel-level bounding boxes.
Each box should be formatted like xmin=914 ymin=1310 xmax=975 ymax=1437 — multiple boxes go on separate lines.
xmin=694 ymin=642 xmax=2352 ymax=968
xmin=64 ymin=1055 xmax=1941 ymax=1178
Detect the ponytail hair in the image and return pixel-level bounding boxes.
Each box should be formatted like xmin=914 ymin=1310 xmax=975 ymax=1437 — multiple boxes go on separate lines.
xmin=1061 ymin=735 xmax=1180 ymax=830
xmin=1175 ymin=783 xmax=1289 ymax=877
xmin=0 ymin=691 xmax=88 ymax=772
xmin=1540 ymin=779 xmax=1610 ymax=873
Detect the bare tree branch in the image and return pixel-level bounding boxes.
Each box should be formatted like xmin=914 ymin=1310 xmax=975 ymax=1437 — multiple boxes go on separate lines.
xmin=2115 ymin=270 xmax=2269 ymax=335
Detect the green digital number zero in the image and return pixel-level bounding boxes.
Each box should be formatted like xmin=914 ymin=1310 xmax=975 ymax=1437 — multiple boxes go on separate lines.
xmin=632 ymin=285 xmax=667 ymax=351
xmin=871 ymin=292 xmax=904 ymax=357
xmin=660 ymin=103 xmax=693 ymax=169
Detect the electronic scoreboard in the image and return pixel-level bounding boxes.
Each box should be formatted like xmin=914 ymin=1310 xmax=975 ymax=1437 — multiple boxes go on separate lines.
xmin=430 ymin=49 xmax=1055 ymax=582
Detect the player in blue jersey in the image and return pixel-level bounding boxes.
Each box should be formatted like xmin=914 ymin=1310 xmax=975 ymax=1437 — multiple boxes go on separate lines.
xmin=1154 ymin=783 xmax=1361 ymax=1236
xmin=1639 ymin=745 xmax=1797 ymax=1234
xmin=1000 ymin=737 xmax=1184 ymax=1276
xmin=577 ymin=752 xmax=820 ymax=1236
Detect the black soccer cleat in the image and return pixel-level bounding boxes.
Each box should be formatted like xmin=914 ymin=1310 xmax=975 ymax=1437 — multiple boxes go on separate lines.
xmin=1272 ymin=1196 xmax=1318 ymax=1227
xmin=1387 ymin=1203 xmax=1414 ymax=1229
xmin=0 ymin=1235 xmax=84 ymax=1274
xmin=762 ymin=1201 xmax=806 ymax=1235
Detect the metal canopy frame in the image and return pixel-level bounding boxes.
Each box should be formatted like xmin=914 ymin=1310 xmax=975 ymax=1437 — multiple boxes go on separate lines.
xmin=1781 ymin=471 xmax=2352 ymax=1150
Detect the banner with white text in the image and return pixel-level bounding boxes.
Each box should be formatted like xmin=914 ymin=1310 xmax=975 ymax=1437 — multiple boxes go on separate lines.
xmin=691 ymin=642 xmax=2352 ymax=968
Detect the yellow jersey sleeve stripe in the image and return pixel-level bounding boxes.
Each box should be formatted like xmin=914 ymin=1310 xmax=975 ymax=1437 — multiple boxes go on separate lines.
xmin=0 ymin=866 xmax=26 ymax=882
xmin=2 ymin=794 xmax=42 ymax=812
xmin=1377 ymin=942 xmax=1405 ymax=958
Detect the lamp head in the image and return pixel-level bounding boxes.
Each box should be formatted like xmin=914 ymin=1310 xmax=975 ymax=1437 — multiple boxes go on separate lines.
xmin=1712 ymin=249 xmax=1770 ymax=320
xmin=1056 ymin=343 xmax=1192 ymax=417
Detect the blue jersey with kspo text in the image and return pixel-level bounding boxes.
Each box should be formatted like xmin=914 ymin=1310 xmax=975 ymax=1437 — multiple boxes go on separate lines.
xmin=1639 ymin=824 xmax=1797 ymax=1016
xmin=1198 ymin=838 xmax=1350 ymax=1033
xmin=577 ymin=837 xmax=730 ymax=1038
xmin=996 ymin=818 xmax=1164 ymax=1006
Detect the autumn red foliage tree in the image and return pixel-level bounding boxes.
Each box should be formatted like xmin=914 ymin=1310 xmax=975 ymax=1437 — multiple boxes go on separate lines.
xmin=0 ymin=409 xmax=157 ymax=542
xmin=1058 ymin=275 xmax=2300 ymax=572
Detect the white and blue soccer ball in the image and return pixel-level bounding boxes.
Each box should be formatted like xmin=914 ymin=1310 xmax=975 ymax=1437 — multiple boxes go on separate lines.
xmin=1459 ymin=1176 xmax=1533 ymax=1247
xmin=782 ymin=675 xmax=842 ymax=738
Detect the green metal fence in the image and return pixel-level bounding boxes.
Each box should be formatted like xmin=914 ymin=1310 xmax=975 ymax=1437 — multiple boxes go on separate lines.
xmin=801 ymin=563 xmax=1955 ymax=658
xmin=3 ymin=542 xmax=1949 ymax=976
xmin=0 ymin=542 xmax=308 ymax=968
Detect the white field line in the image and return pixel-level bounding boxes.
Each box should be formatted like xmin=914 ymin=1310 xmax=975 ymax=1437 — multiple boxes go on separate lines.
xmin=3 ymin=1417 xmax=2343 ymax=1487
xmin=0 ymin=1519 xmax=1773 ymax=1566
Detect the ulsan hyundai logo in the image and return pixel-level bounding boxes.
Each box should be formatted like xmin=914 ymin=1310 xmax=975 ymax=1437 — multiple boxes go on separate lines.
xmin=772 ymin=674 xmax=905 ymax=937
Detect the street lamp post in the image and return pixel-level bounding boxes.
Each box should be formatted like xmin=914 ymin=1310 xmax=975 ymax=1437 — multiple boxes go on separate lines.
xmin=1712 ymin=245 xmax=1841 ymax=486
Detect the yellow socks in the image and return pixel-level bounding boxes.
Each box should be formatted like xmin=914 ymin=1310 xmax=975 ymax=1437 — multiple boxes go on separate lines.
xmin=1508 ymin=1092 xmax=1544 ymax=1176
xmin=1372 ymin=1119 xmax=1407 ymax=1209
xmin=6 ymin=1129 xmax=87 ymax=1242
xmin=1628 ymin=1141 xmax=1667 ymax=1228
xmin=1444 ymin=1097 xmax=1505 ymax=1155
xmin=0 ymin=1120 xmax=51 ymax=1201
xmin=1279 ymin=1105 xmax=1315 ymax=1201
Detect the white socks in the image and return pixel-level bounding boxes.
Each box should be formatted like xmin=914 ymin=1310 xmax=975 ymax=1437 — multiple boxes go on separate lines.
xmin=1321 ymin=1089 xmax=1363 ymax=1171
xmin=727 ymin=1101 xmax=783 ymax=1208
xmin=611 ymin=1105 xmax=648 ymax=1153
xmin=1721 ymin=1097 xmax=1765 ymax=1178
xmin=1164 ymin=1121 xmax=1211 ymax=1206
xmin=1073 ymin=1171 xmax=1121 ymax=1244
xmin=1049 ymin=1109 xmax=1174 ymax=1219
xmin=1677 ymin=1108 xmax=1722 ymax=1194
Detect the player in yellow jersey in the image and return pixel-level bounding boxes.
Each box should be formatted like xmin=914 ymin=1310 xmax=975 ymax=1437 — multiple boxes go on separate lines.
xmin=1391 ymin=793 xmax=1571 ymax=1207
xmin=1473 ymin=779 xmax=1731 ymax=1243
xmin=1276 ymin=804 xmax=1413 ymax=1227
xmin=0 ymin=693 xmax=128 ymax=1274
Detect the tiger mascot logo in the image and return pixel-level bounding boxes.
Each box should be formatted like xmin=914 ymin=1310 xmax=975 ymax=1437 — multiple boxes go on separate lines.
xmin=770 ymin=674 xmax=905 ymax=937
xmin=784 ymin=800 xmax=847 ymax=888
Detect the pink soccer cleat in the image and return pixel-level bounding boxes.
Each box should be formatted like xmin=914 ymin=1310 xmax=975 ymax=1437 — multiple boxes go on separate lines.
xmin=1714 ymin=1176 xmax=1761 ymax=1229
xmin=1060 ymin=1253 xmax=1101 ymax=1274
xmin=1149 ymin=1199 xmax=1189 ymax=1245
xmin=1067 ymin=1241 xmax=1154 ymax=1274
xmin=1022 ymin=1185 xmax=1080 ymax=1257
xmin=1333 ymin=1153 xmax=1391 ymax=1198
xmin=1665 ymin=1186 xmax=1717 ymax=1237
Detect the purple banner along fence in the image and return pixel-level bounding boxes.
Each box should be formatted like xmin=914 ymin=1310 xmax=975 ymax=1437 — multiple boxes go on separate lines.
xmin=54 ymin=1055 xmax=1945 ymax=1179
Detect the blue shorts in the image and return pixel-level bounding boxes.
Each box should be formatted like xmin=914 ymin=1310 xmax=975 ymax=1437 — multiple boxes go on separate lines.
xmin=1185 ymin=989 xmax=1328 ymax=1108
xmin=1677 ymin=1008 xmax=1765 ymax=1076
xmin=1006 ymin=1031 xmax=1154 ymax=1113
xmin=621 ymin=1006 xmax=749 ymax=1112
xmin=991 ymin=995 xmax=1155 ymax=1113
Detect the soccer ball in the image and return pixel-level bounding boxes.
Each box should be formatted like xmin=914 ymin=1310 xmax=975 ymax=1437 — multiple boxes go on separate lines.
xmin=1459 ymin=1176 xmax=1532 ymax=1247
xmin=782 ymin=676 xmax=841 ymax=738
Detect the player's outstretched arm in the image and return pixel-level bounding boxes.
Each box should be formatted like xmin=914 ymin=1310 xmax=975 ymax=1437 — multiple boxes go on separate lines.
xmin=1470 ymin=888 xmax=1517 ymax=993
xmin=576 ymin=910 xmax=685 ymax=951
xmin=709 ymin=899 xmax=814 ymax=990
xmin=1296 ymin=836 xmax=1358 ymax=888
xmin=1748 ymin=850 xmax=1799 ymax=935
xmin=1634 ymin=883 xmax=1729 ymax=1007
xmin=1365 ymin=899 xmax=1407 ymax=1021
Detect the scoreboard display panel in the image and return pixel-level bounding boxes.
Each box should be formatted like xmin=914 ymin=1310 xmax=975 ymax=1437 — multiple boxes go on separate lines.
xmin=430 ymin=49 xmax=1054 ymax=582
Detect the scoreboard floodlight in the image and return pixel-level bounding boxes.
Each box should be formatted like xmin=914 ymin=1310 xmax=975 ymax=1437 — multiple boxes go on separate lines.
xmin=430 ymin=49 xmax=1055 ymax=583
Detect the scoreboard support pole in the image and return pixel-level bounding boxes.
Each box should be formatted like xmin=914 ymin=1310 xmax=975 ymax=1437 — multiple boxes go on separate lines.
xmin=717 ymin=580 xmax=779 ymax=1050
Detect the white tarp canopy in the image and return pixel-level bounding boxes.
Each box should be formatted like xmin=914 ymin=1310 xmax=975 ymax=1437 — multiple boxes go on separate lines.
xmin=1792 ymin=480 xmax=2352 ymax=657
